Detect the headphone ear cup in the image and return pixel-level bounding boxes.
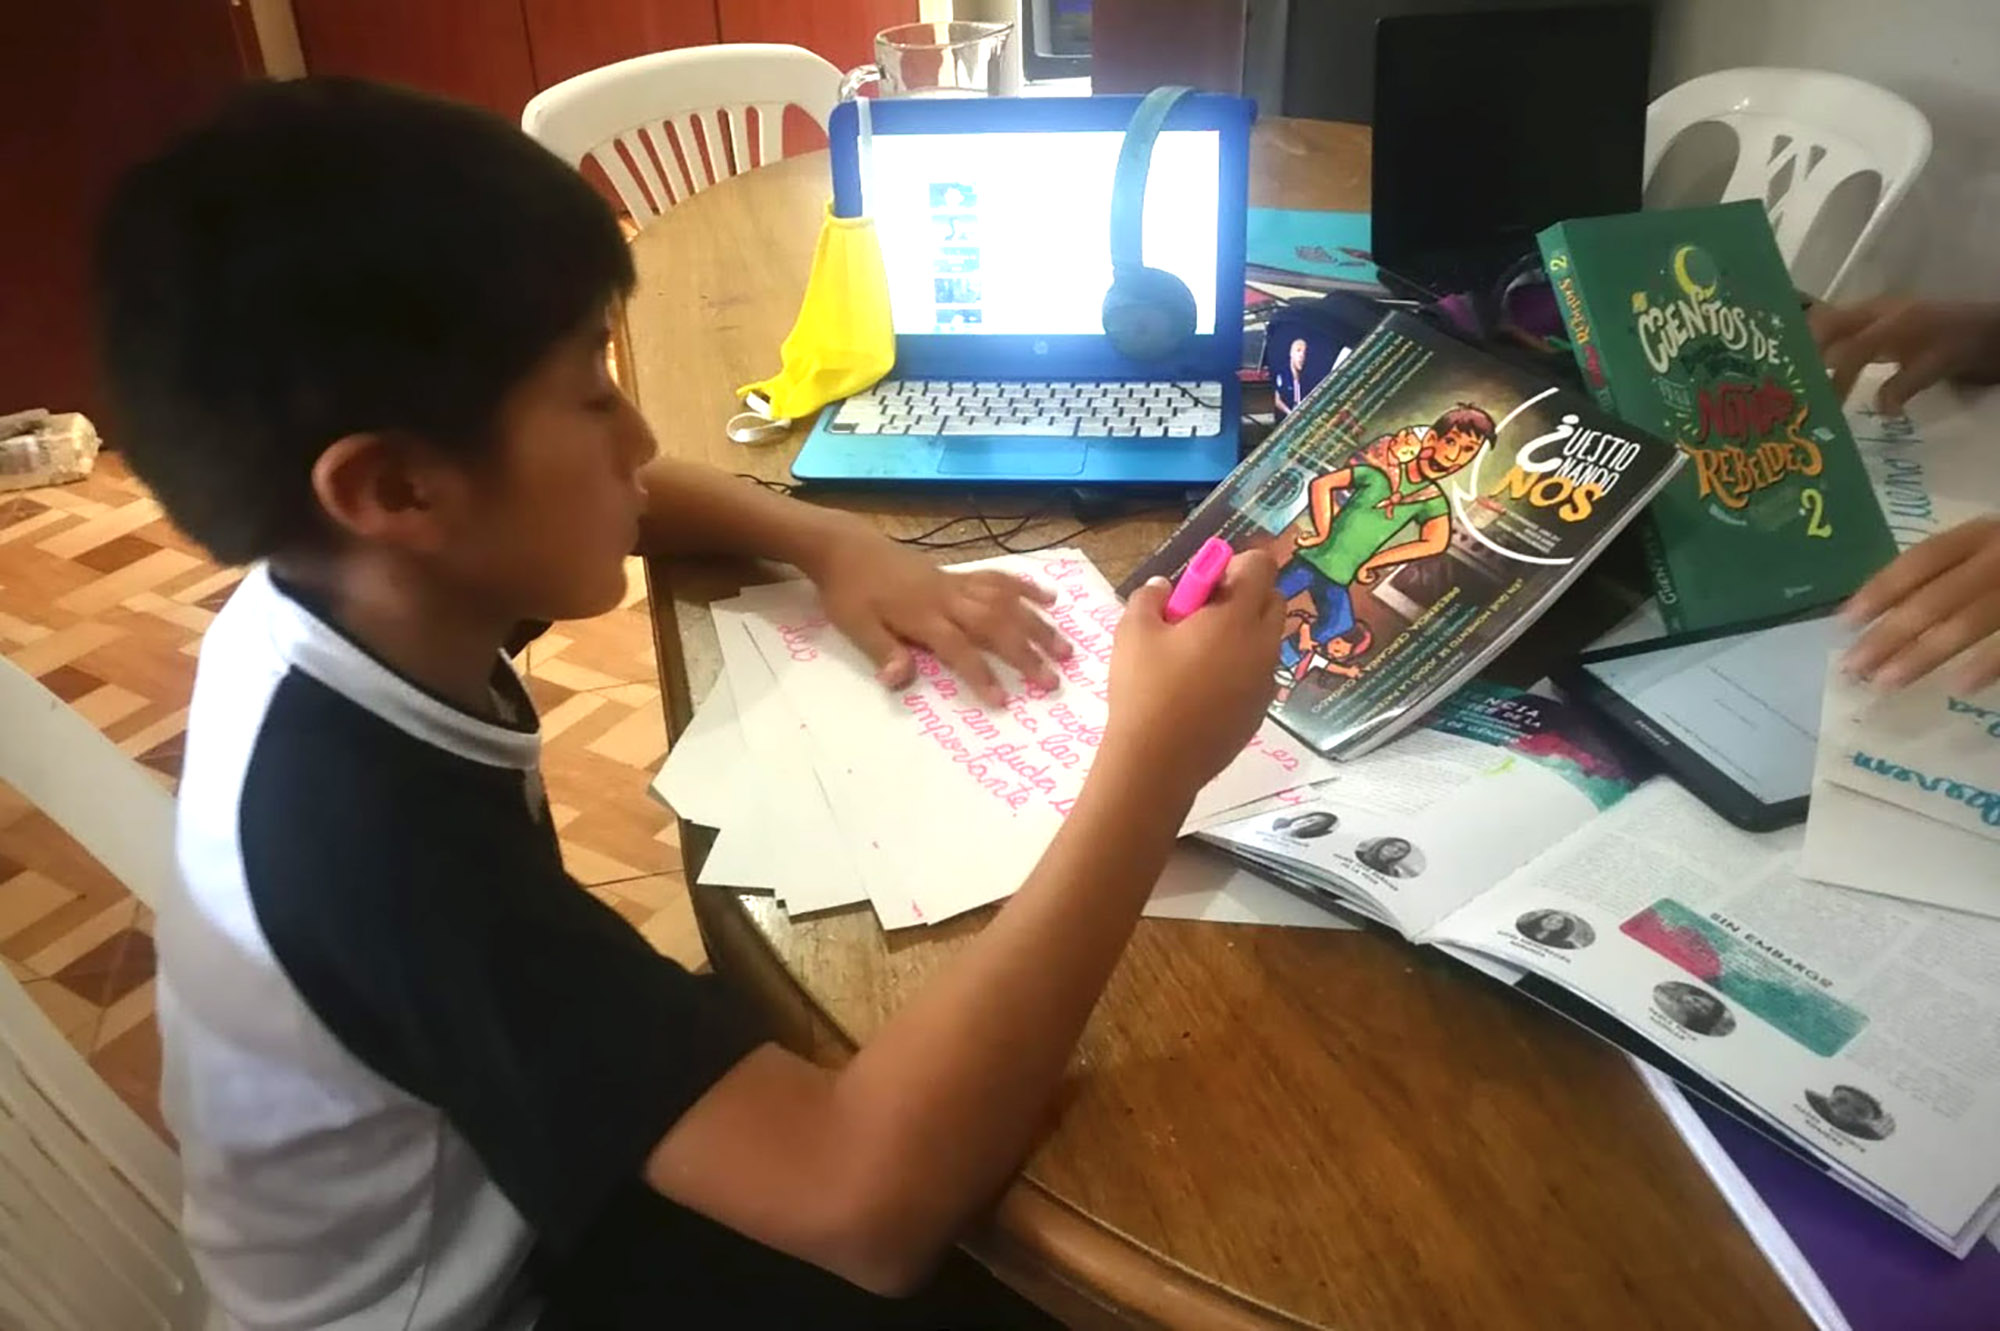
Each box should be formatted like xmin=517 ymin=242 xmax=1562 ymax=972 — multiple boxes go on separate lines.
xmin=1101 ymin=266 xmax=1198 ymax=362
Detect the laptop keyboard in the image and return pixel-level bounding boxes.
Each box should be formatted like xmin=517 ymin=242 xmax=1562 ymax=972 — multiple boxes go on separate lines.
xmin=826 ymin=380 xmax=1226 ymax=438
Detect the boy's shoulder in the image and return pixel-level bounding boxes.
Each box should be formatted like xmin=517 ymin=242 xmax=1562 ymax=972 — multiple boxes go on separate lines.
xmin=181 ymin=566 xmax=556 ymax=922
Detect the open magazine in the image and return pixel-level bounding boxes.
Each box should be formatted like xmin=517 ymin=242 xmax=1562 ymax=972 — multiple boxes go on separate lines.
xmin=1200 ymin=684 xmax=2000 ymax=1255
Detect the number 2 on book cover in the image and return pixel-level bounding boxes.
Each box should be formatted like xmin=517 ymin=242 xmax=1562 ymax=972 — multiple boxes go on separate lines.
xmin=1801 ymin=487 xmax=1832 ymax=539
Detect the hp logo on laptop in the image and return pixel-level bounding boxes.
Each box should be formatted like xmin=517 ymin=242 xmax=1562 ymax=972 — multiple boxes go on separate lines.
xmin=1032 ymin=340 xmax=1048 ymax=356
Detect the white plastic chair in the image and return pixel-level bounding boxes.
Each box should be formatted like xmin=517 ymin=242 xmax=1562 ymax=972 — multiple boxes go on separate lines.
xmin=0 ymin=656 xmax=207 ymax=1329
xmin=1646 ymin=68 xmax=1932 ymax=299
xmin=522 ymin=43 xmax=844 ymax=228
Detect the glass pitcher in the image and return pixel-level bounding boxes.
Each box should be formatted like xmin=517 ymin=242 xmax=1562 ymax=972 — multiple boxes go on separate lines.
xmin=838 ymin=21 xmax=1021 ymax=100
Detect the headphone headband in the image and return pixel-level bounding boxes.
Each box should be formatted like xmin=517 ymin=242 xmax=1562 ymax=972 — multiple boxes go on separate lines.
xmin=1109 ymin=86 xmax=1194 ymax=276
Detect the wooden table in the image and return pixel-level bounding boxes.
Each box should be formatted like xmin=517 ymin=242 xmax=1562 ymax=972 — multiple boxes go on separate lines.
xmin=628 ymin=119 xmax=1810 ymax=1331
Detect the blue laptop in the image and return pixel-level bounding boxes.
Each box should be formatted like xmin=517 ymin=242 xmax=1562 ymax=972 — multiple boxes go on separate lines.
xmin=791 ymin=92 xmax=1253 ymax=486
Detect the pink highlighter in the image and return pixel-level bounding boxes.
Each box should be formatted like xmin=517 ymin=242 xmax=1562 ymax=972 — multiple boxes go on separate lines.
xmin=1162 ymin=537 xmax=1234 ymax=623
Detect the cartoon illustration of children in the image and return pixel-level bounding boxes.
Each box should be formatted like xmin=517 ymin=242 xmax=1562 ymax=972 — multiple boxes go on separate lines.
xmin=1276 ymin=617 xmax=1371 ymax=701
xmin=1276 ymin=403 xmax=1498 ymax=690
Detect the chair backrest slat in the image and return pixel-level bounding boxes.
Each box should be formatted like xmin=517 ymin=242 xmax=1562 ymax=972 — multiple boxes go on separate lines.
xmin=522 ymin=43 xmax=843 ymax=230
xmin=0 ymin=655 xmax=206 ymax=1327
xmin=1645 ymin=67 xmax=1932 ymax=299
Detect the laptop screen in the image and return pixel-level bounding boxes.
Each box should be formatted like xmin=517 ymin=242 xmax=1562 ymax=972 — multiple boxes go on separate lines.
xmin=866 ymin=129 xmax=1222 ymax=338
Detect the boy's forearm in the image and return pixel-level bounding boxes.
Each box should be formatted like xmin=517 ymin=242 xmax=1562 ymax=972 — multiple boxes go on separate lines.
xmin=637 ymin=456 xmax=865 ymax=574
xmin=831 ymin=743 xmax=1195 ymax=1275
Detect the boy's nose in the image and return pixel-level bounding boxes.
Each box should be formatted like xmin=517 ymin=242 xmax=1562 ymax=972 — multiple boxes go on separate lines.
xmin=622 ymin=409 xmax=660 ymax=471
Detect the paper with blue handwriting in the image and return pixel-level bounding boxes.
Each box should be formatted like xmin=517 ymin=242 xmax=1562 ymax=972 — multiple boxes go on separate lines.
xmin=1847 ymin=366 xmax=2000 ymax=551
xmin=1817 ymin=659 xmax=2000 ymax=848
xmin=1800 ymin=654 xmax=2000 ymax=919
xmin=1799 ymin=779 xmax=2000 ymax=920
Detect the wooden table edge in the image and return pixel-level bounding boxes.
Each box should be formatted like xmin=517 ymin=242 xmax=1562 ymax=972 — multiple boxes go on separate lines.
xmin=675 ymin=818 xmax=1328 ymax=1330
xmin=645 ymin=555 xmax=1317 ymax=1327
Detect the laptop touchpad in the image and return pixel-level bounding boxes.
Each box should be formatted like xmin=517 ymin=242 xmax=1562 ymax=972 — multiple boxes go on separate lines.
xmin=936 ymin=441 xmax=1088 ymax=478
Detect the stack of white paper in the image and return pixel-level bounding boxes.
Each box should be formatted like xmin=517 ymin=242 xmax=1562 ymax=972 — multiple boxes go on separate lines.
xmin=1802 ymin=658 xmax=2000 ymax=919
xmin=651 ymin=548 xmax=1356 ymax=931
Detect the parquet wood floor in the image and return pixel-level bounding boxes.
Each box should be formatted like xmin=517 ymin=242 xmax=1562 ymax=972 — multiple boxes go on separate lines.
xmin=1 ymin=455 xmax=700 ymax=1139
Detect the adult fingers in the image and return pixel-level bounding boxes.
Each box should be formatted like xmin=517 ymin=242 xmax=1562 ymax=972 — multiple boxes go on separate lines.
xmin=1877 ymin=342 xmax=1961 ymax=415
xmin=1820 ymin=313 xmax=1903 ymax=406
xmin=1843 ymin=544 xmax=1994 ymax=682
xmin=1952 ymin=636 xmax=2000 ymax=693
xmin=1868 ymin=588 xmax=2000 ymax=689
xmin=1806 ymin=300 xmax=1875 ymax=350
xmin=1843 ymin=522 xmax=1989 ymax=626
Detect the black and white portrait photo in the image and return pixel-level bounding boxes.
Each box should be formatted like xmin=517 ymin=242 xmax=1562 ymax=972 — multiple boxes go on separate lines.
xmin=1652 ymin=981 xmax=1736 ymax=1036
xmin=1514 ymin=909 xmax=1595 ymax=950
xmin=1354 ymin=835 xmax=1425 ymax=878
xmin=1807 ymin=1084 xmax=1896 ymax=1141
xmin=1272 ymin=811 xmax=1340 ymax=841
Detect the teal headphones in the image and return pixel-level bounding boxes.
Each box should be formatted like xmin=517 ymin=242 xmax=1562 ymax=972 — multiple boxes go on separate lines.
xmin=1102 ymin=85 xmax=1198 ymax=362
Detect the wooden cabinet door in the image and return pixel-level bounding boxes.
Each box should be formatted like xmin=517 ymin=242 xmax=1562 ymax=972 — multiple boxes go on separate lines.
xmin=717 ymin=0 xmax=917 ymax=72
xmin=523 ymin=0 xmax=723 ymax=89
xmin=0 ymin=0 xmax=248 ymax=423
xmin=289 ymin=0 xmax=538 ymax=118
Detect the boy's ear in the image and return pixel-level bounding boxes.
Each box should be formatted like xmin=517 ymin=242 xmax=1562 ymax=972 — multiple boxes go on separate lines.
xmin=309 ymin=431 xmax=459 ymax=551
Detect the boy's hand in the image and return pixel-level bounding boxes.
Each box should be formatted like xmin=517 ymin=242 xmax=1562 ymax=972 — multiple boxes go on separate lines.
xmin=805 ymin=531 xmax=1071 ymax=706
xmin=1810 ymin=299 xmax=2000 ymax=413
xmin=1841 ymin=515 xmax=2000 ymax=691
xmin=1102 ymin=550 xmax=1286 ymax=797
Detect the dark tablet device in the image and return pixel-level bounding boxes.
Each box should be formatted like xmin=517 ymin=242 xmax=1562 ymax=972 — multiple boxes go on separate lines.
xmin=1555 ymin=611 xmax=1845 ymax=832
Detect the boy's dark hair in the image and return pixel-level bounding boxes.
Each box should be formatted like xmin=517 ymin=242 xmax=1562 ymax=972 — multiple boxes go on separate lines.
xmin=94 ymin=78 xmax=635 ymax=564
xmin=1431 ymin=402 xmax=1498 ymax=444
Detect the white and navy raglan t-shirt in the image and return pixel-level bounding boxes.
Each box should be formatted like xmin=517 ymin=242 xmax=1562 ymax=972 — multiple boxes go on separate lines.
xmin=158 ymin=565 xmax=767 ymax=1329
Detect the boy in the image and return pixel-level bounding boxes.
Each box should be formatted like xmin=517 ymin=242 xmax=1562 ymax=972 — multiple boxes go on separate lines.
xmin=97 ymin=79 xmax=1286 ymax=1328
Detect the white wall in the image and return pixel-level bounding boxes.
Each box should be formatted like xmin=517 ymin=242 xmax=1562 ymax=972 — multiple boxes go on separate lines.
xmin=1653 ymin=0 xmax=2000 ymax=299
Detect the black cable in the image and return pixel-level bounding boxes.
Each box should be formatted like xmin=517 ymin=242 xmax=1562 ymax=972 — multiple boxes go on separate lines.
xmin=733 ymin=473 xmax=799 ymax=496
xmin=730 ymin=474 xmax=1187 ymax=556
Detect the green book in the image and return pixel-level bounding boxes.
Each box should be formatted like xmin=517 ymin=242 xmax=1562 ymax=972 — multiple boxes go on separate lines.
xmin=1537 ymin=201 xmax=1895 ymax=631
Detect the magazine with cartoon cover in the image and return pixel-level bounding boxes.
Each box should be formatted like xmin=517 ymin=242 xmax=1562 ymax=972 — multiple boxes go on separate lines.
xmin=1121 ymin=311 xmax=1684 ymax=758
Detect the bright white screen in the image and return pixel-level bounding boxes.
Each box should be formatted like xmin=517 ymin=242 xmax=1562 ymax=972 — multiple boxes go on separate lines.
xmin=1582 ymin=616 xmax=1839 ymax=804
xmin=865 ymin=129 xmax=1221 ymax=337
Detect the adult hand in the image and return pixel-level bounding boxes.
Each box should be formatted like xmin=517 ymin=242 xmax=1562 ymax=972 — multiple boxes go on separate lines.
xmin=1809 ymin=299 xmax=2000 ymax=414
xmin=1841 ymin=516 xmax=2000 ymax=691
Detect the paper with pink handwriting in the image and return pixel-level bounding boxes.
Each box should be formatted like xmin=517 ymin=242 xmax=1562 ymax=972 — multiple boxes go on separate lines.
xmin=731 ymin=549 xmax=1333 ymax=925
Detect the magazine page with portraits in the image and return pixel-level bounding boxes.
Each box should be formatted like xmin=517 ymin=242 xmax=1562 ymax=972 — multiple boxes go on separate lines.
xmin=1423 ymin=778 xmax=2000 ymax=1256
xmin=1197 ymin=683 xmax=1638 ymax=937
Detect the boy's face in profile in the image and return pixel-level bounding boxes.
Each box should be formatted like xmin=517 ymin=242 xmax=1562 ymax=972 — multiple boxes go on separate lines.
xmin=431 ymin=318 xmax=656 ymax=623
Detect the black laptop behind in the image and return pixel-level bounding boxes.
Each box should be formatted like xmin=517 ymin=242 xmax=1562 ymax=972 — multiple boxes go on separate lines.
xmin=1371 ymin=5 xmax=1652 ymax=296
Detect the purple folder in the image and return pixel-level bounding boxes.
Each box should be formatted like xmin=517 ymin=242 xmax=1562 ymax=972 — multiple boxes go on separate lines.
xmin=1683 ymin=1091 xmax=2000 ymax=1331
